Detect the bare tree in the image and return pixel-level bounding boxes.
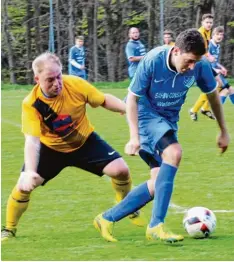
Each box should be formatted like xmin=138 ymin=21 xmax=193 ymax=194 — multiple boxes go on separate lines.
xmin=2 ymin=0 xmax=16 ymax=83
xmin=93 ymin=0 xmax=99 ymax=81
xmin=25 ymin=0 xmax=33 ymax=84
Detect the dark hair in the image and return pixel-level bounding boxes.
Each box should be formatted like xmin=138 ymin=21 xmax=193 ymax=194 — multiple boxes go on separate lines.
xmin=175 ymin=29 xmax=206 ymax=56
xmin=212 ymin=26 xmax=224 ymax=35
xmin=163 ymin=30 xmax=173 ymax=37
xmin=75 ymin=36 xmax=84 ymax=41
xmin=202 ymin=13 xmax=214 ymax=21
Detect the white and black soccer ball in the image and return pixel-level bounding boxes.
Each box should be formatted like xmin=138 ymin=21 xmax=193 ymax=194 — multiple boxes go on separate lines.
xmin=183 ymin=206 xmax=217 ymax=238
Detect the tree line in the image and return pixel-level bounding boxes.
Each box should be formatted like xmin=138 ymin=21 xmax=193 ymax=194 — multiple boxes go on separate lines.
xmin=2 ymin=0 xmax=234 ymax=84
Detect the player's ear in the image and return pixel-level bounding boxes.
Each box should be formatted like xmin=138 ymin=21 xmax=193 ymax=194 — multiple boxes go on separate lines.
xmin=173 ymin=46 xmax=180 ymax=56
xmin=34 ymin=75 xmax=39 ymax=84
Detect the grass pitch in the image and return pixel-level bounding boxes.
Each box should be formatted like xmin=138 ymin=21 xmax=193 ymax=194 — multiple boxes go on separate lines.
xmin=1 ymin=82 xmax=234 ymax=261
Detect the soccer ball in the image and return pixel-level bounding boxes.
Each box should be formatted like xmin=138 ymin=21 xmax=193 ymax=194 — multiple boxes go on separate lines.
xmin=183 ymin=206 xmax=217 ymax=238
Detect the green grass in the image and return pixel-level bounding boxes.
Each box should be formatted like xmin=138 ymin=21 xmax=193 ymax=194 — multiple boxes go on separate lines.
xmin=1 ymin=84 xmax=234 ymax=261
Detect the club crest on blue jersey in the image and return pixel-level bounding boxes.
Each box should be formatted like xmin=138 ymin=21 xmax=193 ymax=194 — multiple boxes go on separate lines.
xmin=183 ymin=76 xmax=195 ymax=88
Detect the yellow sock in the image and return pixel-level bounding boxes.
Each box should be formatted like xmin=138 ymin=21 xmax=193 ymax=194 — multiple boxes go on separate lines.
xmin=202 ymin=100 xmax=211 ymax=111
xmin=191 ymin=93 xmax=207 ymax=113
xmin=6 ymin=186 xmax=31 ymax=230
xmin=111 ymin=177 xmax=132 ymax=203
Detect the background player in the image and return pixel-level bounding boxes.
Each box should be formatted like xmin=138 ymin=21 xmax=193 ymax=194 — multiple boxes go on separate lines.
xmin=189 ymin=13 xmax=217 ymax=121
xmin=125 ymin=27 xmax=146 ymax=80
xmin=163 ymin=30 xmax=175 ymax=46
xmin=209 ymin=26 xmax=234 ymax=105
xmin=68 ymin=36 xmax=87 ymax=79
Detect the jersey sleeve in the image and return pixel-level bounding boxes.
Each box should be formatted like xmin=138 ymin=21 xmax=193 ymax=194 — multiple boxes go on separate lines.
xmin=69 ymin=47 xmax=75 ymax=61
xmin=81 ymin=80 xmax=105 ymax=107
xmin=21 ymin=100 xmax=41 ymax=137
xmin=128 ymin=55 xmax=153 ymax=97
xmin=195 ymin=59 xmax=217 ymax=94
xmin=125 ymin=42 xmax=135 ymax=59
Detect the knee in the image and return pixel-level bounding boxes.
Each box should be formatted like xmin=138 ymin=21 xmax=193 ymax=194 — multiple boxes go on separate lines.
xmin=114 ymin=163 xmax=130 ymax=180
xmin=162 ymin=144 xmax=182 ymax=166
xmin=104 ymin=158 xmax=130 ymax=180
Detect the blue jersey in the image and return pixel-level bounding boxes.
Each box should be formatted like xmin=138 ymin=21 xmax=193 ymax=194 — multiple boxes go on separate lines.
xmin=68 ymin=46 xmax=86 ymax=78
xmin=125 ymin=40 xmax=146 ymax=79
xmin=129 ymin=46 xmax=217 ymax=123
xmin=209 ymin=40 xmax=220 ymax=69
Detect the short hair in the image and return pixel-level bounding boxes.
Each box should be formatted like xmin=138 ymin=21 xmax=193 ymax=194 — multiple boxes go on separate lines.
xmin=163 ymin=30 xmax=173 ymax=37
xmin=129 ymin=27 xmax=139 ymax=33
xmin=202 ymin=13 xmax=214 ymax=21
xmin=75 ymin=36 xmax=84 ymax=41
xmin=32 ymin=52 xmax=62 ymax=75
xmin=212 ymin=26 xmax=224 ymax=35
xmin=175 ymin=29 xmax=206 ymax=56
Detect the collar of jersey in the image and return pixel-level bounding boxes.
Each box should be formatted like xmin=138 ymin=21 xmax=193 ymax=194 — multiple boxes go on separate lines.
xmin=166 ymin=47 xmax=177 ymax=73
xmin=210 ymin=39 xmax=219 ymax=48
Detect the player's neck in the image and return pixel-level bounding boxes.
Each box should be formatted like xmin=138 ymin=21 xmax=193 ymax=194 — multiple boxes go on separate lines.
xmin=169 ymin=53 xmax=177 ymax=72
xmin=211 ymin=39 xmax=218 ymax=46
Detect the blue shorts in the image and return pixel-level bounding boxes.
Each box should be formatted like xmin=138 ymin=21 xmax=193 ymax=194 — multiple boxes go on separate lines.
xmin=138 ymin=111 xmax=178 ymax=168
xmin=22 ymin=132 xmax=121 ymax=185
xmin=219 ymin=75 xmax=229 ymax=89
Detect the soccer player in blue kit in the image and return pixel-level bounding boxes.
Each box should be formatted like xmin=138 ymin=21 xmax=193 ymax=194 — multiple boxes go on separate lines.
xmin=68 ymin=36 xmax=86 ymax=79
xmin=94 ymin=29 xmax=230 ymax=243
xmin=125 ymin=27 xmax=146 ymax=79
xmin=209 ymin=26 xmax=234 ymax=105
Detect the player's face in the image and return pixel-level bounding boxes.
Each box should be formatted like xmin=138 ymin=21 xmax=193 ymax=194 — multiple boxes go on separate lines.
xmin=129 ymin=28 xmax=140 ymax=40
xmin=213 ymin=32 xmax=224 ymax=43
xmin=202 ymin=18 xmax=213 ymax=31
xmin=174 ymin=49 xmax=202 ymax=73
xmin=163 ymin=34 xmax=172 ymax=45
xmin=76 ymin=39 xmax=84 ymax=47
xmin=35 ymin=62 xmax=63 ymax=97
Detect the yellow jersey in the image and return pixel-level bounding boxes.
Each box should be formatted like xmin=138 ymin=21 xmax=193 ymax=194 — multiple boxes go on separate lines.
xmin=198 ymin=26 xmax=211 ymax=52
xmin=22 ymin=75 xmax=105 ymax=153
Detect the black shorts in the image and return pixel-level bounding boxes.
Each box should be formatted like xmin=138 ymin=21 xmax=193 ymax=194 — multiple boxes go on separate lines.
xmin=22 ymin=132 xmax=121 ymax=185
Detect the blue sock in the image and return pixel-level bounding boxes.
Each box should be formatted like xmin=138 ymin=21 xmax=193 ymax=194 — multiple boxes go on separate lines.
xmin=103 ymin=182 xmax=153 ymax=222
xmin=149 ymin=162 xmax=177 ymax=228
xmin=229 ymin=94 xmax=234 ymax=104
xmin=220 ymin=96 xmax=227 ymax=104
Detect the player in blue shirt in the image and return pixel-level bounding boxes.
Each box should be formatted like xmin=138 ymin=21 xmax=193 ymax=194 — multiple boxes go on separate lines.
xmin=125 ymin=27 xmax=146 ymax=79
xmin=68 ymin=36 xmax=86 ymax=79
xmin=94 ymin=29 xmax=230 ymax=243
xmin=209 ymin=26 xmax=234 ymax=105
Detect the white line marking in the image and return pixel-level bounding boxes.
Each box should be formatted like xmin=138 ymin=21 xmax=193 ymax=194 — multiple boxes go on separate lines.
xmin=1 ymin=118 xmax=21 ymax=128
xmin=103 ymin=176 xmax=234 ymax=213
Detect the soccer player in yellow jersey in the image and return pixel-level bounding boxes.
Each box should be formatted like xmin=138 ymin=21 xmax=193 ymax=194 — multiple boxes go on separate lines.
xmin=1 ymin=52 xmax=144 ymax=241
xmin=163 ymin=30 xmax=175 ymax=46
xmin=189 ymin=13 xmax=217 ymax=121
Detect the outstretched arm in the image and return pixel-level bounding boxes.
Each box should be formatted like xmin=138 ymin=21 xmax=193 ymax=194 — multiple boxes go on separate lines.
xmin=17 ymin=135 xmax=43 ymax=192
xmin=101 ymin=94 xmax=126 ymax=114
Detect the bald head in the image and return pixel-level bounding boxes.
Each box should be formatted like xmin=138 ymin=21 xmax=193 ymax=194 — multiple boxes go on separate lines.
xmin=129 ymin=27 xmax=140 ymax=40
xmin=32 ymin=52 xmax=62 ymax=75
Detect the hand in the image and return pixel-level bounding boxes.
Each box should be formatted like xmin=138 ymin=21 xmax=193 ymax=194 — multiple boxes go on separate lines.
xmin=217 ymin=131 xmax=230 ymax=154
xmin=215 ymin=69 xmax=222 ymax=74
xmin=220 ymin=68 xmax=227 ymax=76
xmin=80 ymin=65 xmax=85 ymax=70
xmin=125 ymin=137 xmax=140 ymax=156
xmin=207 ymin=54 xmax=216 ymax=63
xmin=17 ymin=171 xmax=41 ymax=192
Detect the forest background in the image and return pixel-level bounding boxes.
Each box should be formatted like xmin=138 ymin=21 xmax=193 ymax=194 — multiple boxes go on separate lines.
xmin=2 ymin=0 xmax=234 ymax=84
